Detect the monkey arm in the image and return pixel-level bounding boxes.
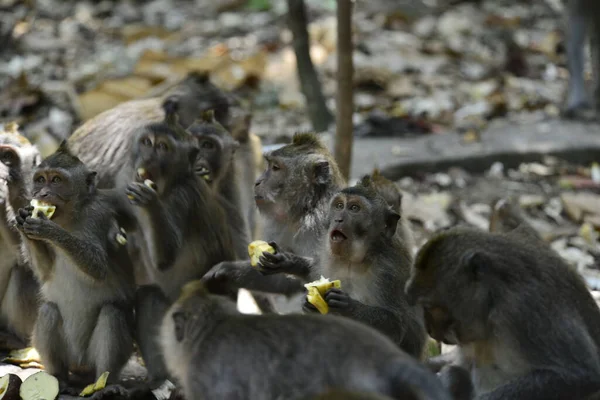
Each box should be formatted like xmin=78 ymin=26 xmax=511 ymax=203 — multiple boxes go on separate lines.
xmin=145 ymin=202 xmax=182 ymax=271
xmin=479 ymin=370 xmax=600 ymax=400
xmin=51 ymin=230 xmax=109 ymax=281
xmin=337 ymin=300 xmax=410 ymax=348
xmin=203 ymin=260 xmax=305 ymax=296
xmin=21 ymin=239 xmax=54 ymax=281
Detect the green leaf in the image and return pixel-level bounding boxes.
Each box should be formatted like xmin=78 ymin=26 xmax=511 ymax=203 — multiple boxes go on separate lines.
xmin=247 ymin=0 xmax=271 ymax=11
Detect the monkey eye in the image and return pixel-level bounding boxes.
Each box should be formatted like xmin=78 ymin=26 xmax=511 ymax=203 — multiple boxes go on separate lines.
xmin=141 ymin=137 xmax=152 ymax=147
xmin=35 ymin=176 xmax=45 ymax=184
xmin=51 ymin=176 xmax=62 ymax=184
xmin=201 ymin=140 xmax=215 ymax=150
xmin=335 ymin=202 xmax=344 ymax=210
xmin=271 ymin=163 xmax=281 ymax=171
xmin=157 ymin=142 xmax=169 ymax=151
xmin=350 ymin=204 xmax=360 ymax=212
xmin=0 ymin=151 xmax=16 ymax=165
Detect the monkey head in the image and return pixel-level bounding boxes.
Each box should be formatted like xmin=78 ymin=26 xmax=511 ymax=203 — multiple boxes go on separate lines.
xmin=130 ymin=113 xmax=199 ymax=195
xmin=32 ymin=140 xmax=95 ymax=220
xmin=254 ymin=133 xmax=344 ymax=221
xmin=0 ymin=122 xmax=41 ymax=192
xmin=160 ymin=280 xmax=236 ymax=378
xmin=187 ymin=109 xmax=239 ymax=185
xmin=163 ymin=71 xmax=231 ymax=129
xmin=326 ymin=177 xmax=400 ymax=264
xmin=405 ymin=227 xmax=498 ymax=345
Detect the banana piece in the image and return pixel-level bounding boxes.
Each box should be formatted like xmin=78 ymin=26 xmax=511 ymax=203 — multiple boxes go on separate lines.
xmin=79 ymin=371 xmax=110 ymax=397
xmin=144 ymin=179 xmax=157 ymax=191
xmin=116 ymin=228 xmax=127 ymax=246
xmin=248 ymin=240 xmax=276 ymax=267
xmin=30 ymin=199 xmax=56 ymax=219
xmin=304 ymin=276 xmax=342 ymax=314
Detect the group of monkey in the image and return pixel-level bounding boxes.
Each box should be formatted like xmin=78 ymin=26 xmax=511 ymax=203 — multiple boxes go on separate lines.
xmin=0 ymin=70 xmax=600 ymax=400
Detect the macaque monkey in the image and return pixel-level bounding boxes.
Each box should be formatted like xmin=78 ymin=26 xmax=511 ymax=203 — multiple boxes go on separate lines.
xmin=123 ymin=108 xmax=236 ymax=382
xmin=564 ymin=0 xmax=600 ymax=118
xmin=283 ymin=177 xmax=426 ymax=358
xmin=202 ymin=132 xmax=345 ymax=300
xmin=15 ymin=141 xmax=136 ymax=385
xmin=159 ymin=280 xmax=452 ymax=400
xmin=405 ymin=226 xmax=600 ymax=400
xmin=68 ymin=72 xmax=232 ymax=188
xmin=0 ymin=123 xmax=41 ymax=348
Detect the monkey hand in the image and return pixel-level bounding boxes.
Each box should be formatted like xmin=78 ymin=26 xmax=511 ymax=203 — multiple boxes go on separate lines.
xmin=302 ymin=297 xmax=320 ymax=314
xmin=15 ymin=206 xmax=33 ymax=232
xmin=126 ymin=182 xmax=158 ymax=207
xmin=324 ymin=288 xmax=356 ymax=316
xmin=256 ymin=242 xmax=307 ymax=276
xmin=21 ymin=212 xmax=61 ymax=241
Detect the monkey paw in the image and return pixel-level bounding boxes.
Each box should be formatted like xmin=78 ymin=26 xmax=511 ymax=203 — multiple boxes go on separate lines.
xmin=301 ymin=298 xmax=320 ymax=314
xmin=21 ymin=213 xmax=59 ymax=241
xmin=15 ymin=206 xmax=33 ymax=230
xmin=125 ymin=182 xmax=157 ymax=207
xmin=324 ymin=288 xmax=355 ymax=315
xmin=256 ymin=243 xmax=299 ymax=276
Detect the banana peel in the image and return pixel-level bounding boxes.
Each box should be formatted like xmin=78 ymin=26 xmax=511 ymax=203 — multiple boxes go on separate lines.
xmin=304 ymin=276 xmax=341 ymax=314
xmin=248 ymin=240 xmax=276 ymax=267
xmin=79 ymin=371 xmax=110 ymax=397
xmin=30 ymin=199 xmax=56 ymax=219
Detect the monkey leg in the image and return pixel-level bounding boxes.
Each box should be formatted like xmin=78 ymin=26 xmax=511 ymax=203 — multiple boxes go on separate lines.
xmin=32 ymin=302 xmax=69 ymax=381
xmin=88 ymin=302 xmax=134 ymax=382
xmin=135 ymin=285 xmax=170 ymax=383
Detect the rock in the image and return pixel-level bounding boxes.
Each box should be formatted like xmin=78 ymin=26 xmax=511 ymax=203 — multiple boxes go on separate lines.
xmin=561 ymin=192 xmax=600 ymax=223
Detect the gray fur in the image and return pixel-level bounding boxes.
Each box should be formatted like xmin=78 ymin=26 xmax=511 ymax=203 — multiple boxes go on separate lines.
xmin=160 ymin=286 xmax=452 ymax=400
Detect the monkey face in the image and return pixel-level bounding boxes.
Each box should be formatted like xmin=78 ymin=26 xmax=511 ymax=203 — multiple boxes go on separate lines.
xmin=254 ymin=154 xmax=287 ymax=211
xmin=326 ymin=192 xmax=399 ymax=263
xmin=133 ymin=130 xmax=198 ymax=193
xmin=0 ymin=145 xmax=20 ymax=183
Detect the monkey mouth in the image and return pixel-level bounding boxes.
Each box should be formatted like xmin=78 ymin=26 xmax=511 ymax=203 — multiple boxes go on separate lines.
xmin=137 ymin=167 xmax=152 ymax=181
xmin=330 ymin=230 xmax=347 ymax=243
xmin=196 ymin=165 xmax=212 ymax=182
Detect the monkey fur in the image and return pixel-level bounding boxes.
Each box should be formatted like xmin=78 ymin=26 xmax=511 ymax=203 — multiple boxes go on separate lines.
xmin=405 ymin=226 xmax=600 ymax=400
xmin=288 ymin=176 xmax=426 ymax=358
xmin=564 ymin=0 xmax=600 ymax=118
xmin=68 ymin=72 xmax=231 ymax=188
xmin=159 ymin=280 xmax=452 ymax=400
xmin=0 ymin=123 xmax=41 ymax=348
xmin=202 ymin=132 xmax=346 ymax=301
xmin=122 ymin=108 xmax=237 ymax=382
xmin=15 ymin=141 xmax=136 ymax=384
xmin=488 ymin=197 xmax=539 ymax=240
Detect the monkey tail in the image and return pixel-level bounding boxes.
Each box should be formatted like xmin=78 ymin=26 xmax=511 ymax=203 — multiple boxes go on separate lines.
xmin=385 ymin=358 xmax=453 ymax=400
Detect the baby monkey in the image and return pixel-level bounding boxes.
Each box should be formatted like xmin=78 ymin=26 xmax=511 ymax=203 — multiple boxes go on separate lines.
xmin=159 ymin=280 xmax=451 ymax=400
xmin=405 ymin=226 xmax=600 ymax=400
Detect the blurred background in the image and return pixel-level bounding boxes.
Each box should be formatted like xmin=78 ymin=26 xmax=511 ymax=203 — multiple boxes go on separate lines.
xmin=3 ymin=0 xmax=600 ymax=289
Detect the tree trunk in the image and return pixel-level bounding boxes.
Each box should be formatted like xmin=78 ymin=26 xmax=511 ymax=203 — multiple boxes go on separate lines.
xmin=334 ymin=0 xmax=354 ymax=181
xmin=287 ymin=0 xmax=333 ymax=132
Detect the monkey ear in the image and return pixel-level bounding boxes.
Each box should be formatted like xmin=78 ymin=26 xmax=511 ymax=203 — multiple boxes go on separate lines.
xmin=56 ymin=139 xmax=71 ymax=154
xmin=313 ymin=161 xmax=331 ymax=185
xmin=384 ymin=210 xmax=400 ymax=238
xmin=461 ymin=251 xmax=491 ymax=280
xmin=172 ymin=311 xmax=187 ymax=342
xmin=86 ymin=171 xmax=97 ymax=193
